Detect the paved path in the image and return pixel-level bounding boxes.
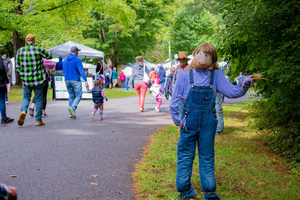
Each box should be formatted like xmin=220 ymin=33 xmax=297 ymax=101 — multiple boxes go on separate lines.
xmin=0 ymin=92 xmax=250 ymax=200
xmin=0 ymin=95 xmax=173 ymax=200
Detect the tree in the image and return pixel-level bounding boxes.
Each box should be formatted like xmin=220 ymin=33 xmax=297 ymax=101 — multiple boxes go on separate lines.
xmin=84 ymin=0 xmax=175 ymax=67
xmin=212 ymin=0 xmax=300 ymax=164
xmin=0 ymin=0 xmax=136 ymax=84
xmin=169 ymin=0 xmax=219 ymax=56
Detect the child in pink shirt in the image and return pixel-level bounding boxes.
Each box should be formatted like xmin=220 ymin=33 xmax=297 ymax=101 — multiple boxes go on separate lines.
xmin=150 ymin=76 xmax=164 ymax=112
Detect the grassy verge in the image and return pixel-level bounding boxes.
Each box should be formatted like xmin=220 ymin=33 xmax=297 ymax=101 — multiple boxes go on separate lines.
xmin=132 ymin=102 xmax=300 ymax=199
xmin=6 ymin=86 xmax=139 ymax=102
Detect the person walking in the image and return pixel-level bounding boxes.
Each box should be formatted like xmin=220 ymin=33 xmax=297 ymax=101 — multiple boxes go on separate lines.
xmin=172 ymin=51 xmax=190 ymax=90
xmin=120 ymin=69 xmax=126 ymax=88
xmin=96 ymin=58 xmax=105 ymax=88
xmin=63 ymin=46 xmax=88 ymax=119
xmin=55 ymin=56 xmax=63 ymax=71
xmin=1 ymin=51 xmax=13 ymax=103
xmin=149 ymin=76 xmax=164 ymax=112
xmin=157 ymin=66 xmax=166 ymax=92
xmin=149 ymin=68 xmax=157 ymax=84
xmin=104 ymin=65 xmax=112 ymax=89
xmin=164 ymin=66 xmax=175 ymax=100
xmin=28 ymin=58 xmax=55 ymax=118
xmin=16 ymin=34 xmax=52 ymax=126
xmin=85 ymin=79 xmax=108 ymax=121
xmin=124 ymin=63 xmax=133 ymax=91
xmin=112 ymin=67 xmax=118 ymax=88
xmin=129 ymin=56 xmax=150 ymax=112
xmin=0 ymin=56 xmax=14 ymax=124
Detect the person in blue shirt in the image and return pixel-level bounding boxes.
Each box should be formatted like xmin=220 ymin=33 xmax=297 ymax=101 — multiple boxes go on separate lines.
xmin=86 ymin=79 xmax=108 ymax=120
xmin=157 ymin=65 xmax=166 ymax=92
xmin=112 ymin=67 xmax=118 ymax=88
xmin=63 ymin=46 xmax=88 ymax=118
xmin=55 ymin=56 xmax=63 ymax=71
xmin=170 ymin=43 xmax=261 ymax=199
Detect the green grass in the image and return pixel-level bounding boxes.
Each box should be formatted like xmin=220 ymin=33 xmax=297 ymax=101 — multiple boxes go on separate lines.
xmin=6 ymin=86 xmax=139 ymax=102
xmin=132 ymin=102 xmax=300 ymax=200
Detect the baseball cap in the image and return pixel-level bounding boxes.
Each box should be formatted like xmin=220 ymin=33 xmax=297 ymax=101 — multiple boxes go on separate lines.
xmin=71 ymin=46 xmax=81 ymax=53
xmin=25 ymin=34 xmax=35 ymax=43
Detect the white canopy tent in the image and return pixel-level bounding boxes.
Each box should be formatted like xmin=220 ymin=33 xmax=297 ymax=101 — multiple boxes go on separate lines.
xmin=48 ymin=41 xmax=104 ymax=59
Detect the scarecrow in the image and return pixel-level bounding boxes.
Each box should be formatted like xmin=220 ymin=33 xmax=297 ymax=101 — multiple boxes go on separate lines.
xmin=170 ymin=43 xmax=261 ymax=199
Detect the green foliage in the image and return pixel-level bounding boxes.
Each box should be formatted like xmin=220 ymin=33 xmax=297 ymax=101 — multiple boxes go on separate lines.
xmin=133 ymin=102 xmax=300 ymax=199
xmin=169 ymin=0 xmax=219 ymax=55
xmin=85 ymin=0 xmax=175 ymax=66
xmin=212 ymin=0 xmax=300 ymax=163
xmin=0 ymin=0 xmax=136 ymax=49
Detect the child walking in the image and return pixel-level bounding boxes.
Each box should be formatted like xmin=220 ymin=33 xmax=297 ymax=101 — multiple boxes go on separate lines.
xmin=86 ymin=79 xmax=108 ymax=120
xmin=150 ymin=76 xmax=164 ymax=112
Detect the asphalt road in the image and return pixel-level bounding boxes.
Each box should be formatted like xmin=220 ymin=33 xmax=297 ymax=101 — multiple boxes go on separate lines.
xmin=0 ymin=92 xmax=250 ymax=200
xmin=0 ymin=94 xmax=173 ymax=200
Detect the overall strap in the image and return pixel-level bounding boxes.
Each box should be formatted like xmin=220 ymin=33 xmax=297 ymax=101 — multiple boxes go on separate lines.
xmin=209 ymin=69 xmax=214 ymax=85
xmin=189 ymin=69 xmax=194 ymax=84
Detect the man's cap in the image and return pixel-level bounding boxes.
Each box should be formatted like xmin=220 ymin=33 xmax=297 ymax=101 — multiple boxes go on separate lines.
xmin=25 ymin=34 xmax=35 ymax=43
xmin=127 ymin=63 xmax=129 ymax=65
xmin=71 ymin=46 xmax=81 ymax=53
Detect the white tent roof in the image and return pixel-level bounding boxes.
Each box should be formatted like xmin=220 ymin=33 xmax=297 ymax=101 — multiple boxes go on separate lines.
xmin=48 ymin=41 xmax=104 ymax=59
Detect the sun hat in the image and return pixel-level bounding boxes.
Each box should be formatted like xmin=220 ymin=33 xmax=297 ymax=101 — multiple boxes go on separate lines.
xmin=175 ymin=51 xmax=190 ymax=61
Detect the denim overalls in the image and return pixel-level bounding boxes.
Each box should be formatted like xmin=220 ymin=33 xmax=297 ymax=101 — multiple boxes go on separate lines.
xmin=177 ymin=69 xmax=220 ymax=200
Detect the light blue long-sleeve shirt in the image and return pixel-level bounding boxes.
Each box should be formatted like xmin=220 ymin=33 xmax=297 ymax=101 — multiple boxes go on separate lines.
xmin=170 ymin=68 xmax=252 ymax=126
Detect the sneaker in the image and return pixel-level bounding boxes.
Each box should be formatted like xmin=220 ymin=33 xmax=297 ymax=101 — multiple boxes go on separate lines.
xmin=99 ymin=117 xmax=103 ymax=121
xmin=1 ymin=117 xmax=14 ymax=124
xmin=216 ymin=132 xmax=222 ymax=135
xmin=35 ymin=121 xmax=45 ymax=126
xmin=91 ymin=113 xmax=95 ymax=119
xmin=17 ymin=112 xmax=26 ymax=126
xmin=68 ymin=107 xmax=76 ymax=118
xmin=5 ymin=101 xmax=8 ymax=104
xmin=29 ymin=108 xmax=34 ymax=117
xmin=140 ymin=108 xmax=144 ymax=112
xmin=155 ymin=107 xmax=159 ymax=113
xmin=42 ymin=112 xmax=48 ymax=118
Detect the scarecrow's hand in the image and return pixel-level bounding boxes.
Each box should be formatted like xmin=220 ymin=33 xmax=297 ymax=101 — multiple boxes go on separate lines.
xmin=251 ymin=73 xmax=263 ymax=83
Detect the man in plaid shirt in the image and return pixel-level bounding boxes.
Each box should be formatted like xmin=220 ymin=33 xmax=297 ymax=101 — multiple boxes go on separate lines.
xmin=16 ymin=34 xmax=52 ymax=126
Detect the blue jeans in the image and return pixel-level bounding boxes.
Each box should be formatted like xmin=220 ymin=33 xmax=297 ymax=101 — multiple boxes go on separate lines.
xmin=176 ymin=70 xmax=219 ymax=199
xmin=125 ymin=76 xmax=132 ymax=91
xmin=65 ymin=80 xmax=83 ymax=112
xmin=121 ymin=81 xmax=125 ymax=88
xmin=105 ymin=76 xmax=110 ymax=88
xmin=0 ymin=93 xmax=6 ymax=119
xmin=21 ymin=83 xmax=44 ymax=122
xmin=5 ymin=92 xmax=8 ymax=102
xmin=215 ymin=93 xmax=224 ymax=134
xmin=160 ymin=80 xmax=165 ymax=93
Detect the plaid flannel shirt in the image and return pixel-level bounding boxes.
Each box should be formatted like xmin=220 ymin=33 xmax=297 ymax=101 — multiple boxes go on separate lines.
xmin=16 ymin=44 xmax=52 ymax=87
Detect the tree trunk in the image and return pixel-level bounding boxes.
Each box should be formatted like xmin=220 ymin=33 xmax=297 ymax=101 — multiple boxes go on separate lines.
xmin=13 ymin=31 xmax=25 ymax=85
xmin=12 ymin=0 xmax=24 ymax=85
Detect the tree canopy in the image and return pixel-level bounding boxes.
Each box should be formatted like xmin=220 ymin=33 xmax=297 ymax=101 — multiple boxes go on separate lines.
xmin=0 ymin=0 xmax=299 ymax=166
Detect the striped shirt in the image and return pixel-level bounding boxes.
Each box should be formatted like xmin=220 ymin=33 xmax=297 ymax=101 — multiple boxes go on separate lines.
xmin=16 ymin=44 xmax=52 ymax=87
